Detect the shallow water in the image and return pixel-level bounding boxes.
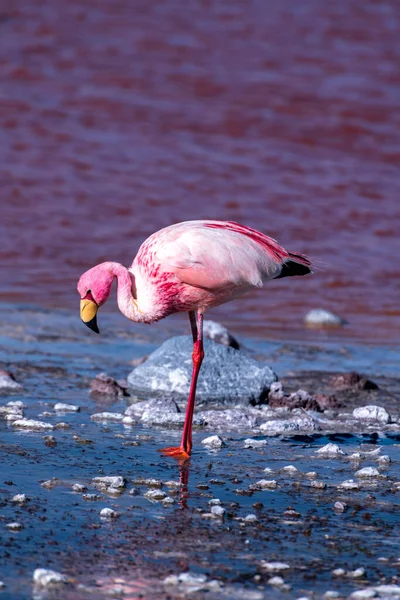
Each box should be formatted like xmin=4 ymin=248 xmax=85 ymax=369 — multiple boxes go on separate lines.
xmin=1 ymin=0 xmax=400 ymax=343
xmin=1 ymin=305 xmax=400 ymax=599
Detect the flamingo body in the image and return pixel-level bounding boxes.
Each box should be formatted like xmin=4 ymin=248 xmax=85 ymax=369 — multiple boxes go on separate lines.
xmin=78 ymin=220 xmax=312 ymax=458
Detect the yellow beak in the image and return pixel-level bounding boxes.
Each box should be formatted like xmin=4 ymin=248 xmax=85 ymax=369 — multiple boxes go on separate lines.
xmin=80 ymin=299 xmax=100 ymax=334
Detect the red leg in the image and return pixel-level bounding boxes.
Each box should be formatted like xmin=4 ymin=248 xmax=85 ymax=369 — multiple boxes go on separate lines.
xmin=161 ymin=311 xmax=204 ymax=460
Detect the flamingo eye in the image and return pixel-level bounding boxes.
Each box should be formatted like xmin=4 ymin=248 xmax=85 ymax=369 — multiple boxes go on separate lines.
xmin=87 ymin=289 xmax=91 ymax=295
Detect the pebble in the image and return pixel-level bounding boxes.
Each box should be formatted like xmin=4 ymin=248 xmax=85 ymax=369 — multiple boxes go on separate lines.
xmin=256 ymin=479 xmax=278 ymax=489
xmin=4 ymin=413 xmax=23 ymax=422
xmin=316 ymin=443 xmax=346 ymax=457
xmin=353 ymin=406 xmax=390 ymax=424
xmin=0 ymin=371 xmax=23 ymax=390
xmin=374 ymin=584 xmax=400 ymax=596
xmin=311 ymin=481 xmax=327 ymax=489
xmin=332 ymin=568 xmax=346 ymax=576
xmin=54 ymin=403 xmax=80 ymax=412
xmin=260 ymin=415 xmax=321 ymax=433
xmin=122 ymin=416 xmax=135 ymax=425
xmin=92 ymin=476 xmax=126 ymax=489
xmin=33 ymin=568 xmax=68 ymax=586
xmin=211 ymin=505 xmax=226 ymax=518
xmin=377 ymin=455 xmax=391 ymax=465
xmin=72 ymin=484 xmax=87 ymax=493
xmin=355 ymin=467 xmax=381 ymax=478
xmin=350 ymin=590 xmax=377 ymax=599
xmin=203 ymin=320 xmax=240 ymax=349
xmin=260 ymin=561 xmax=291 ymax=572
xmin=100 ymin=508 xmax=120 ymax=519
xmin=12 ymin=419 xmax=54 ymax=430
xmin=243 ymin=514 xmax=258 ymax=523
xmin=334 ymin=501 xmax=347 ymax=513
xmin=0 ymin=582 xmax=4 ymax=589
xmin=283 ymin=465 xmax=298 ymax=473
xmin=142 ymin=478 xmax=163 ymax=488
xmin=161 ymin=497 xmax=175 ymax=506
xmin=7 ymin=400 xmax=24 ymax=408
xmin=338 ymin=479 xmax=360 ymax=490
xmin=44 ymin=434 xmax=57 ymax=447
xmin=304 ymin=308 xmax=346 ymax=327
xmin=243 ymin=439 xmax=267 ymax=448
xmin=268 ymin=575 xmax=286 ymax=588
xmin=201 ymin=435 xmax=225 ymax=448
xmin=209 ymin=499 xmax=222 ymax=505
xmin=91 ymin=412 xmax=124 ymax=422
xmin=41 ymin=478 xmax=59 ymax=489
xmin=7 ymin=522 xmax=24 ymax=531
xmin=144 ymin=490 xmax=167 ymax=501
xmin=164 ymin=480 xmax=182 ymax=488
xmin=12 ymin=493 xmax=28 ymax=503
xmin=323 ymin=592 xmax=341 ymax=599
xmin=90 ymin=373 xmax=128 ymax=397
xmin=82 ymin=494 xmax=103 ymax=501
xmin=348 ymin=568 xmax=366 ymax=578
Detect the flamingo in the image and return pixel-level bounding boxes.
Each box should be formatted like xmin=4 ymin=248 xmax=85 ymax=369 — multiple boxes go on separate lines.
xmin=78 ymin=220 xmax=312 ymax=459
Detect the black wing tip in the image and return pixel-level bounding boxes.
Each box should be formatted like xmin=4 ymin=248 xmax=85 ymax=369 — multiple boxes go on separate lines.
xmin=275 ymin=259 xmax=313 ymax=279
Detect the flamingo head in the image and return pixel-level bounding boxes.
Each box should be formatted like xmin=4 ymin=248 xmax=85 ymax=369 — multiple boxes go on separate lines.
xmin=77 ymin=263 xmax=115 ymax=334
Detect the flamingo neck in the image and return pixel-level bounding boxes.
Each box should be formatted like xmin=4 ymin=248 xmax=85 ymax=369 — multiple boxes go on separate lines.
xmin=109 ymin=263 xmax=145 ymax=323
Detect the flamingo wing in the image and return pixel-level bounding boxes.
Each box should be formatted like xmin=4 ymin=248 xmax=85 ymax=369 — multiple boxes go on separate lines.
xmin=161 ymin=225 xmax=282 ymax=291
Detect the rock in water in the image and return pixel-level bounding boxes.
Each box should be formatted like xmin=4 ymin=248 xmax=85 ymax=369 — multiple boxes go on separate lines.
xmin=127 ymin=336 xmax=277 ymax=407
xmin=304 ymin=308 xmax=346 ymax=328
xmin=202 ymin=320 xmax=240 ymax=349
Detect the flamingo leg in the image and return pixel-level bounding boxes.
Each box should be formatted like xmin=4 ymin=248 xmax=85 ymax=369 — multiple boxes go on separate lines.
xmin=160 ymin=310 xmax=204 ymax=460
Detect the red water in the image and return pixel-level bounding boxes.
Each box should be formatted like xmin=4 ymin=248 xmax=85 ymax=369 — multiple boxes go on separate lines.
xmin=1 ymin=0 xmax=399 ymax=342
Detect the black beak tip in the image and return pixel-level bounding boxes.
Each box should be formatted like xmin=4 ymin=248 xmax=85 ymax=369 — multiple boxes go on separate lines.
xmin=82 ymin=317 xmax=100 ymax=334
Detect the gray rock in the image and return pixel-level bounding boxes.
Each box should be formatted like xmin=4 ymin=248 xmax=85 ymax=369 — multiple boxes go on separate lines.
xmin=127 ymin=336 xmax=277 ymax=407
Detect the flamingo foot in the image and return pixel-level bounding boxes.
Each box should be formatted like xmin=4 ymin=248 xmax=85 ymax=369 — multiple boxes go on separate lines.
xmin=159 ymin=446 xmax=191 ymax=460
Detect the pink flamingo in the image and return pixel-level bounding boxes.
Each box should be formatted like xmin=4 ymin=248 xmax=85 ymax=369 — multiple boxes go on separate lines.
xmin=78 ymin=220 xmax=312 ymax=459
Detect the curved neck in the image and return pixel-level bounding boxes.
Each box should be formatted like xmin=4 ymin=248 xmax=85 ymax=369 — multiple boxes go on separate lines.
xmin=109 ymin=262 xmax=143 ymax=323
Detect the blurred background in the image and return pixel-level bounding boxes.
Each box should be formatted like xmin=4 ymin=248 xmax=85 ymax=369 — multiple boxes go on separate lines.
xmin=0 ymin=0 xmax=399 ymax=342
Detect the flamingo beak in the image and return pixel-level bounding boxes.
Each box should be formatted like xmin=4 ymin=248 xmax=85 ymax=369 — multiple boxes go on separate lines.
xmin=80 ymin=298 xmax=100 ymax=334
